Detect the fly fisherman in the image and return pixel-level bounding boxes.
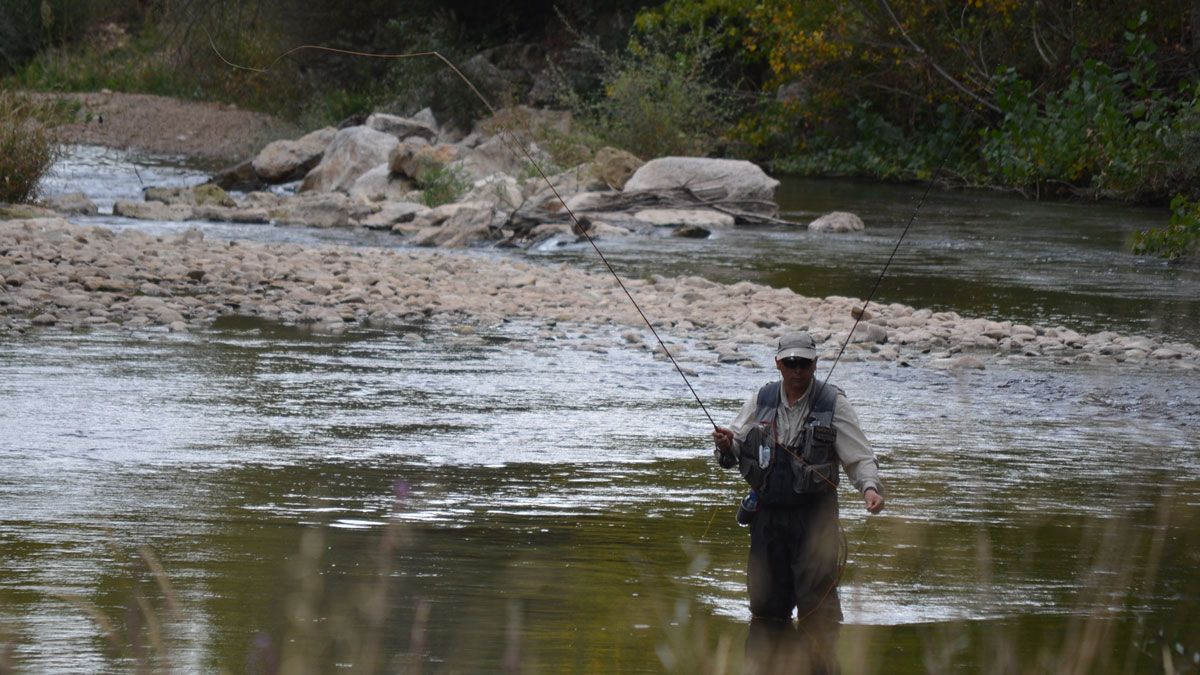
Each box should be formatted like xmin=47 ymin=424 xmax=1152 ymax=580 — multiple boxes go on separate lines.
xmin=712 ymin=331 xmax=884 ymax=670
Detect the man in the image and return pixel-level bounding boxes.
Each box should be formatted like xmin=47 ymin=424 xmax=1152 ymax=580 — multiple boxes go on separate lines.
xmin=712 ymin=331 xmax=884 ymax=630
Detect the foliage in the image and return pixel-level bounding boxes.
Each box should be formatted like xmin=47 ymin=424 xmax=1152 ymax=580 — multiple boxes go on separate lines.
xmin=0 ymin=92 xmax=62 ymax=204
xmin=552 ymin=15 xmax=743 ymax=159
xmin=637 ymin=0 xmax=1200 ymax=201
xmin=415 ymin=165 xmax=469 ymax=208
xmin=9 ymin=6 xmax=309 ymax=117
xmin=1132 ymin=195 xmax=1200 ymax=261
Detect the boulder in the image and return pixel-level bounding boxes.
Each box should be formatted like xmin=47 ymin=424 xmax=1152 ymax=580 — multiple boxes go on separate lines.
xmin=356 ymin=201 xmax=428 ymax=230
xmin=523 ymin=164 xmax=609 ymax=207
xmin=209 ymin=159 xmax=264 ymax=191
xmin=452 ymin=135 xmax=549 ymax=183
xmin=848 ymin=323 xmax=888 ymax=344
xmin=408 ymin=201 xmax=490 ymax=230
xmin=808 ymin=211 xmax=865 ymax=233
xmin=460 ymin=173 xmax=523 ymax=211
xmin=591 ymin=147 xmax=643 ymax=190
xmin=112 ymin=200 xmax=193 ymax=221
xmin=144 ymin=185 xmax=236 ymax=208
xmin=252 ymin=127 xmax=336 ymax=183
xmin=389 ymin=141 xmax=461 ymax=182
xmin=301 ymin=126 xmax=399 ymax=194
xmin=409 ymin=205 xmax=501 ymax=248
xmin=623 ymin=157 xmax=780 ymax=217
xmin=191 ymin=205 xmax=270 ymax=223
xmin=44 ymin=192 xmax=98 ymax=215
xmin=366 ymin=112 xmax=439 ymax=142
xmin=269 ymin=193 xmax=353 ymax=228
xmin=634 ymin=208 xmax=735 ymax=229
xmin=349 ymin=164 xmax=417 ymax=202
xmin=411 ymin=108 xmax=438 ymax=129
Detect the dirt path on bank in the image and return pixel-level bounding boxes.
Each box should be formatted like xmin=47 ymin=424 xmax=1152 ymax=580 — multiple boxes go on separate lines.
xmin=34 ymin=91 xmax=300 ymax=165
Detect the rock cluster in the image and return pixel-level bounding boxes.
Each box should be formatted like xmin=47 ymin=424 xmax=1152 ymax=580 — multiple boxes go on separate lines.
xmin=96 ymin=107 xmax=792 ymax=249
xmin=3 ymin=218 xmax=1197 ymax=372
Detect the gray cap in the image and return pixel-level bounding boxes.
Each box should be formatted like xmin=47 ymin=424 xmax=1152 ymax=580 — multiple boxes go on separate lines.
xmin=776 ymin=331 xmax=817 ymax=360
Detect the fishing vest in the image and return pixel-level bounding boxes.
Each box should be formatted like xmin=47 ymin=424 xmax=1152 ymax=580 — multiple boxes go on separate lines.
xmin=736 ymin=381 xmax=841 ymax=505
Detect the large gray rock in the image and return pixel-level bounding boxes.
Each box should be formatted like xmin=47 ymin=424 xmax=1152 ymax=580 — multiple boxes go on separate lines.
xmin=44 ymin=192 xmax=98 ymax=215
xmin=523 ymin=164 xmax=609 ymax=208
xmin=460 ymin=173 xmax=523 ymax=211
xmin=623 ymin=157 xmax=780 ymax=217
xmin=145 ymin=185 xmax=235 ymax=208
xmin=451 ymin=135 xmax=549 ymax=183
xmin=253 ymin=127 xmax=336 ymax=183
xmin=268 ymin=193 xmax=354 ymax=228
xmin=113 ymin=200 xmax=193 ymax=221
xmin=808 ymin=211 xmax=865 ymax=233
xmin=300 ymin=127 xmax=399 ymax=194
xmin=349 ymin=164 xmax=417 ymax=202
xmin=409 ymin=205 xmax=501 ymax=248
xmin=356 ymin=201 xmax=429 ymax=230
xmin=191 ymin=205 xmax=270 ymax=223
xmin=365 ymin=113 xmax=438 ymax=142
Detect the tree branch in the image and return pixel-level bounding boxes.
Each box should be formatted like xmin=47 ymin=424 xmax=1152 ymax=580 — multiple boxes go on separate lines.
xmin=875 ymin=0 xmax=1001 ymax=113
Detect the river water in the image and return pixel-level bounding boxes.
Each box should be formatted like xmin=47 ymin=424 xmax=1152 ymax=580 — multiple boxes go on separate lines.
xmin=1 ymin=146 xmax=1197 ymax=673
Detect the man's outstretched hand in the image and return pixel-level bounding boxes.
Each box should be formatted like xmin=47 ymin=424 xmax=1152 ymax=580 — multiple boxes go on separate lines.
xmin=864 ymin=488 xmax=885 ymax=514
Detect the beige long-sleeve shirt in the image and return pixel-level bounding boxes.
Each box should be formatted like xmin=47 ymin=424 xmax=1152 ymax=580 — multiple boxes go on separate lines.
xmin=729 ymin=383 xmax=884 ymax=496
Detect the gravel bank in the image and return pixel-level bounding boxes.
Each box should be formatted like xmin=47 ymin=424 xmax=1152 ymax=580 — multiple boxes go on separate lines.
xmin=3 ymin=218 xmax=1198 ymax=372
xmin=34 ymin=91 xmax=300 ymax=164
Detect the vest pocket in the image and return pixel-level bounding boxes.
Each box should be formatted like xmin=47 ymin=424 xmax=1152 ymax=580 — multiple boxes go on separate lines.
xmin=795 ymin=461 xmax=839 ymax=493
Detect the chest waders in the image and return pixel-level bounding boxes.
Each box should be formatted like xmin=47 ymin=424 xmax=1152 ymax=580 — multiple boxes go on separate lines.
xmin=722 ymin=381 xmax=845 ymax=622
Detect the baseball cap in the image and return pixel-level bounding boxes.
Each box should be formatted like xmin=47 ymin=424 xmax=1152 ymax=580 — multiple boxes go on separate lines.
xmin=776 ymin=331 xmax=817 ymax=360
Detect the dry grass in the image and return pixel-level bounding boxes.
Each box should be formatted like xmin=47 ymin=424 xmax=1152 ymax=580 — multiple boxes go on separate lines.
xmin=0 ymin=92 xmax=62 ymax=204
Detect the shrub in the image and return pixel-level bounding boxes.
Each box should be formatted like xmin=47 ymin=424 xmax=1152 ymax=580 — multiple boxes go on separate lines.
xmin=416 ymin=165 xmax=469 ymax=207
xmin=0 ymin=92 xmax=61 ymax=204
xmin=1132 ymin=195 xmax=1200 ymax=261
xmin=553 ymin=17 xmax=741 ymax=159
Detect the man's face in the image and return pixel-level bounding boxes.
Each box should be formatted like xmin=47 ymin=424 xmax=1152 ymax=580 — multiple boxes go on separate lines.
xmin=776 ymin=356 xmax=817 ymax=392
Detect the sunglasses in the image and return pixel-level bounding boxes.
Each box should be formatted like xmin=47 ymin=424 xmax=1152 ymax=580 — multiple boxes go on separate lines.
xmin=780 ymin=357 xmax=813 ymax=370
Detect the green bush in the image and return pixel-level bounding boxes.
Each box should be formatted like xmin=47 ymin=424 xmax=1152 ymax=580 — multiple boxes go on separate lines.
xmin=416 ymin=165 xmax=469 ymax=208
xmin=553 ymin=19 xmax=740 ymax=159
xmin=0 ymin=93 xmax=61 ymax=204
xmin=1132 ymin=195 xmax=1200 ymax=261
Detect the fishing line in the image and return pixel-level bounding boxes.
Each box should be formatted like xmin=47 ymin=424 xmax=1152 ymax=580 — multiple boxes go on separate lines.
xmin=205 ymin=31 xmax=718 ymax=429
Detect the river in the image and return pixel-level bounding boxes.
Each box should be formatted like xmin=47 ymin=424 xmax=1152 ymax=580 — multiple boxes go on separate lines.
xmin=1 ymin=146 xmax=1197 ymax=673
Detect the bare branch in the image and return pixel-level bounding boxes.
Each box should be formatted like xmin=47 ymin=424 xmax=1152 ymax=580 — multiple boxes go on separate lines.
xmin=1032 ymin=18 xmax=1057 ymax=67
xmin=875 ymin=0 xmax=1001 ymax=113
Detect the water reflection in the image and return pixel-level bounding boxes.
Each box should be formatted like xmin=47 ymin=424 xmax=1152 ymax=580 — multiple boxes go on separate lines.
xmin=1 ymin=322 xmax=1197 ymax=672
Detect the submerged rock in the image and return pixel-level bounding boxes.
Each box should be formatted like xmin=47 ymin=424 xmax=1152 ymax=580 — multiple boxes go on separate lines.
xmin=808 ymin=211 xmax=865 ymax=233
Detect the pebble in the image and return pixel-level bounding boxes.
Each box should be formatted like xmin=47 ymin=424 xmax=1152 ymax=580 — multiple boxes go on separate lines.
xmin=2 ymin=218 xmax=1197 ymax=373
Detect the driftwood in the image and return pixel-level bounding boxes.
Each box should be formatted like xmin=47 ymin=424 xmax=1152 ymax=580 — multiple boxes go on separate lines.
xmin=500 ymin=187 xmax=799 ymax=245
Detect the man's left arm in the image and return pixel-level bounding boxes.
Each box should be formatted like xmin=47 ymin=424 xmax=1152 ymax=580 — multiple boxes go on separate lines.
xmin=832 ymin=393 xmax=885 ymax=514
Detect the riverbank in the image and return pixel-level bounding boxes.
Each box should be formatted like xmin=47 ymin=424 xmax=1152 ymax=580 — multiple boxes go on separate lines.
xmin=3 ymin=217 xmax=1197 ymax=371
xmin=33 ymin=91 xmax=299 ymax=165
